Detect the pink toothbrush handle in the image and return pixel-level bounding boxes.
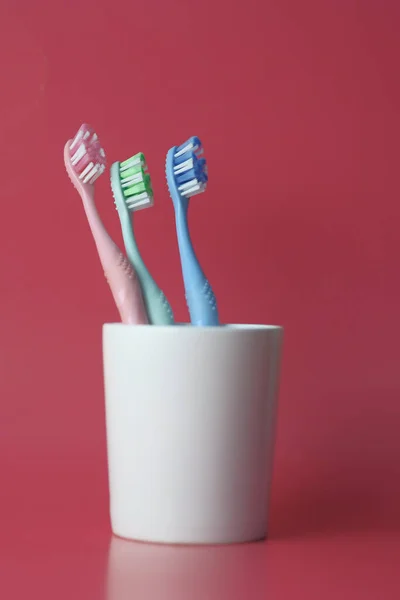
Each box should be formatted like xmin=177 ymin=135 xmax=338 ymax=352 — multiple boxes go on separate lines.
xmin=81 ymin=188 xmax=148 ymax=325
xmin=98 ymin=235 xmax=148 ymax=325
xmin=64 ymin=142 xmax=148 ymax=325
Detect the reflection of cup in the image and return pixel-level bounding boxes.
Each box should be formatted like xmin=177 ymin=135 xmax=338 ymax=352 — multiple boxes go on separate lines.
xmin=103 ymin=324 xmax=283 ymax=544
xmin=106 ymin=536 xmax=268 ymax=600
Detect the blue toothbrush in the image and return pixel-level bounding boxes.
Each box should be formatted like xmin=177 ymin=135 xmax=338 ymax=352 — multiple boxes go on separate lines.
xmin=166 ymin=136 xmax=219 ymax=326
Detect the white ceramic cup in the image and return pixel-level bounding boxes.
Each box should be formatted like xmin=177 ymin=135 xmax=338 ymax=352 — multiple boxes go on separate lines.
xmin=103 ymin=323 xmax=283 ymax=545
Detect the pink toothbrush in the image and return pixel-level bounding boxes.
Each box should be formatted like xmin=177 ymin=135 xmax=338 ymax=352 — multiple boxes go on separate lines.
xmin=64 ymin=124 xmax=148 ymax=325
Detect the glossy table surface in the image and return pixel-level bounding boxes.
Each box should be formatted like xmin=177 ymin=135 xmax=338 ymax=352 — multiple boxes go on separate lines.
xmin=2 ymin=521 xmax=399 ymax=599
xmin=1 ymin=458 xmax=399 ymax=599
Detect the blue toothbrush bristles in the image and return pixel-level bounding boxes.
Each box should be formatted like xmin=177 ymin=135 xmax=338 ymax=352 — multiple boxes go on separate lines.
xmin=173 ymin=137 xmax=208 ymax=198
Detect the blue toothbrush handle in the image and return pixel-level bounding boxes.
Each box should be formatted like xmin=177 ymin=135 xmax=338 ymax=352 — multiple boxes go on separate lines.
xmin=175 ymin=205 xmax=219 ymax=326
xmin=184 ymin=279 xmax=219 ymax=326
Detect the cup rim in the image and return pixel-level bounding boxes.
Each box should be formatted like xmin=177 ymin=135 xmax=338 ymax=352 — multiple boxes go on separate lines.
xmin=103 ymin=323 xmax=283 ymax=332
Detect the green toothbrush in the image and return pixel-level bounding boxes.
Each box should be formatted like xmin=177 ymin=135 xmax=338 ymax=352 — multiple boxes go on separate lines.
xmin=110 ymin=153 xmax=174 ymax=325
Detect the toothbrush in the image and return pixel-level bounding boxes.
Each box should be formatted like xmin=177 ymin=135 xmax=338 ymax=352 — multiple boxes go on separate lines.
xmin=166 ymin=136 xmax=219 ymax=326
xmin=64 ymin=124 xmax=148 ymax=325
xmin=110 ymin=153 xmax=174 ymax=325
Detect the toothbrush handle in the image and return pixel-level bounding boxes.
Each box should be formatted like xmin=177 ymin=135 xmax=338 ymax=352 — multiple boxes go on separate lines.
xmin=120 ymin=215 xmax=174 ymax=325
xmin=175 ymin=206 xmax=219 ymax=326
xmin=185 ymin=278 xmax=219 ymax=327
xmin=82 ymin=190 xmax=148 ymax=325
xmin=102 ymin=246 xmax=149 ymax=325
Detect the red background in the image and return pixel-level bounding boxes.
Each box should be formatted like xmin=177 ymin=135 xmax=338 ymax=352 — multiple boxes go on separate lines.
xmin=0 ymin=0 xmax=399 ymax=597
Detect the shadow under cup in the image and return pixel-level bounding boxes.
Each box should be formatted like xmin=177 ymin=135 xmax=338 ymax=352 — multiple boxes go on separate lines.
xmin=102 ymin=323 xmax=283 ymax=545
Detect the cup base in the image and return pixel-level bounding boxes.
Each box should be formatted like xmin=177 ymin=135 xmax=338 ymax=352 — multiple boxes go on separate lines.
xmin=111 ymin=525 xmax=268 ymax=546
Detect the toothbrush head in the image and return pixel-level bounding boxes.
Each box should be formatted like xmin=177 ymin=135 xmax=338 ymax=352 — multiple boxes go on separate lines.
xmin=64 ymin=124 xmax=106 ymax=189
xmin=111 ymin=152 xmax=154 ymax=216
xmin=166 ymin=136 xmax=208 ymax=203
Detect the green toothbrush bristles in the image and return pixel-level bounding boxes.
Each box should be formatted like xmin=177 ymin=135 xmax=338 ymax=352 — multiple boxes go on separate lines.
xmin=121 ymin=164 xmax=142 ymax=179
xmin=120 ymin=152 xmax=146 ymax=170
xmin=119 ymin=153 xmax=154 ymax=211
xmin=122 ymin=171 xmax=152 ymax=198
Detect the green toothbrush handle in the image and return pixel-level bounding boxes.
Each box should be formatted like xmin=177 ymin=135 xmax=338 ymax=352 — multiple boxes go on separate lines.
xmin=152 ymin=288 xmax=175 ymax=325
xmin=121 ymin=216 xmax=174 ymax=325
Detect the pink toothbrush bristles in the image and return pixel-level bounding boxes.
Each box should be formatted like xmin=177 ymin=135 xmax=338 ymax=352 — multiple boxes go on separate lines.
xmin=69 ymin=124 xmax=106 ymax=184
